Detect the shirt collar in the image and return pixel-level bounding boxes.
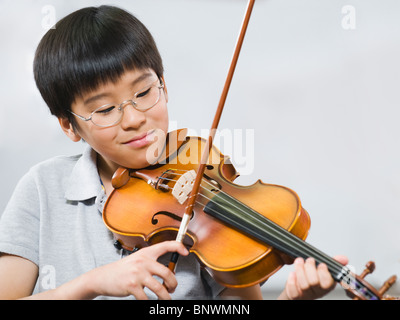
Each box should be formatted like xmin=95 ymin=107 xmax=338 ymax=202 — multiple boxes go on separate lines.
xmin=65 ymin=144 xmax=103 ymax=201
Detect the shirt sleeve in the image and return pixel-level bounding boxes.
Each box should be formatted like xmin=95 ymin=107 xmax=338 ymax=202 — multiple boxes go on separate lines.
xmin=0 ymin=169 xmax=40 ymax=266
xmin=200 ymin=267 xmax=226 ymax=298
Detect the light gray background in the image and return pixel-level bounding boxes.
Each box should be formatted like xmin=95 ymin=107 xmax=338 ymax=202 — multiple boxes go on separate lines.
xmin=1 ymin=0 xmax=399 ymax=299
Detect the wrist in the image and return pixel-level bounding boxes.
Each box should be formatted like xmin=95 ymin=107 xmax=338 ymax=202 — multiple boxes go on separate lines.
xmin=55 ymin=270 xmax=100 ymax=300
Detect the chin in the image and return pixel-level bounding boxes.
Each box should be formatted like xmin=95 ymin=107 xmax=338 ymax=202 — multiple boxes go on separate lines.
xmin=121 ymin=152 xmax=154 ymax=170
xmin=127 ymin=160 xmax=152 ymax=170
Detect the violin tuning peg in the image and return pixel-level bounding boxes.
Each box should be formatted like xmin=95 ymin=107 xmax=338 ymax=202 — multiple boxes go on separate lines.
xmin=360 ymin=261 xmax=375 ymax=279
xmin=379 ymin=275 xmax=397 ymax=297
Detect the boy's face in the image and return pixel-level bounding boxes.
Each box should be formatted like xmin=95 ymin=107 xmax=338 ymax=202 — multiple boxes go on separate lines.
xmin=62 ymin=68 xmax=169 ymax=173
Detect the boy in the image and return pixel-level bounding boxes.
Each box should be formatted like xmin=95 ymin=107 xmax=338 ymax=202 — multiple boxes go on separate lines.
xmin=0 ymin=5 xmax=346 ymax=300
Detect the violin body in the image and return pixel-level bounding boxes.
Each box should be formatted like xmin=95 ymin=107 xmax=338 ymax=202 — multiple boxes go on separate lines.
xmin=103 ymin=130 xmax=310 ymax=288
xmin=103 ymin=130 xmax=396 ymax=298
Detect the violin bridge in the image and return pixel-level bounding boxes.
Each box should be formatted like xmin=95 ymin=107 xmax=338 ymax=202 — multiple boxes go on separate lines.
xmin=172 ymin=170 xmax=196 ymax=204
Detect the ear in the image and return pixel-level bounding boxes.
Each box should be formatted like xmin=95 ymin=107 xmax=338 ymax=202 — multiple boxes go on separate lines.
xmin=161 ymin=76 xmax=168 ymax=103
xmin=58 ymin=117 xmax=82 ymax=142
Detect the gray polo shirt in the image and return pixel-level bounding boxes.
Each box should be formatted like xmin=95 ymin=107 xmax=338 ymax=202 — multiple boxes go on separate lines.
xmin=0 ymin=145 xmax=223 ymax=299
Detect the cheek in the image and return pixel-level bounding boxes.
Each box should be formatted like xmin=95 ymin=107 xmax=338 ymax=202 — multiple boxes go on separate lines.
xmin=82 ymin=126 xmax=118 ymax=149
xmin=149 ymin=103 xmax=169 ymax=132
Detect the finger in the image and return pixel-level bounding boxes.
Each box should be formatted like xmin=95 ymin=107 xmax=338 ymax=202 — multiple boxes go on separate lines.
xmin=317 ymin=263 xmax=336 ymax=290
xmin=130 ymin=285 xmax=149 ymax=300
xmin=285 ymin=271 xmax=301 ymax=300
xmin=150 ymin=263 xmax=178 ymax=293
xmin=293 ymin=258 xmax=309 ymax=292
xmin=303 ymin=258 xmax=320 ymax=289
xmin=148 ymin=241 xmax=189 ymax=259
xmin=143 ymin=276 xmax=171 ymax=300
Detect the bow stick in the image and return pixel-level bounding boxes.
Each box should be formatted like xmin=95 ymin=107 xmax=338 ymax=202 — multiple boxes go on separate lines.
xmin=168 ymin=0 xmax=256 ymax=273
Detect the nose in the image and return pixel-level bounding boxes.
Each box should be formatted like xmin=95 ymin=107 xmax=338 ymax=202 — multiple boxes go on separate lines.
xmin=120 ymin=101 xmax=146 ymax=130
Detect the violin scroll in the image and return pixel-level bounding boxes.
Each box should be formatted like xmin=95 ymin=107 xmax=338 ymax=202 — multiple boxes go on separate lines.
xmin=345 ymin=261 xmax=397 ymax=300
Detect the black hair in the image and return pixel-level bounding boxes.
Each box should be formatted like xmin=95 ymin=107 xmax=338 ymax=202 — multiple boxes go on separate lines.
xmin=33 ymin=5 xmax=164 ymax=124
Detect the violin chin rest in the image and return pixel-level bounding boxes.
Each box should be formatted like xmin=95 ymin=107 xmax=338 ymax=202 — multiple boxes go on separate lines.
xmin=112 ymin=167 xmax=131 ymax=189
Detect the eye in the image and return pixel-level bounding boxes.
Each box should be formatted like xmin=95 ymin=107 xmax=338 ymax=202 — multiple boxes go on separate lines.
xmin=95 ymin=105 xmax=116 ymax=115
xmin=136 ymin=87 xmax=151 ymax=98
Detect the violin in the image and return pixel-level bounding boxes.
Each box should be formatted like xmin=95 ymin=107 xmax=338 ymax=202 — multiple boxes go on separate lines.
xmin=103 ymin=0 xmax=397 ymax=299
xmin=103 ymin=128 xmax=396 ymax=300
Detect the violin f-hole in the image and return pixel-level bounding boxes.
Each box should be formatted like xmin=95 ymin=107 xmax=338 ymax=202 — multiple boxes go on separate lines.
xmin=151 ymin=211 xmax=194 ymax=225
xmin=203 ymin=173 xmax=222 ymax=192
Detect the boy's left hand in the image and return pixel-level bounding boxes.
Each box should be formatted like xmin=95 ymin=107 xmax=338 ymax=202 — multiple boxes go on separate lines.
xmin=278 ymin=255 xmax=348 ymax=300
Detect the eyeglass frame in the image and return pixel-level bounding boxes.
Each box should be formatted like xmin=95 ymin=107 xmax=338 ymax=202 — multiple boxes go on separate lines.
xmin=68 ymin=79 xmax=165 ymax=128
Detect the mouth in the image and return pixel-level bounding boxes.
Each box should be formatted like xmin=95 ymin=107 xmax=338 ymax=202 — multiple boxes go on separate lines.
xmin=123 ymin=129 xmax=155 ymax=148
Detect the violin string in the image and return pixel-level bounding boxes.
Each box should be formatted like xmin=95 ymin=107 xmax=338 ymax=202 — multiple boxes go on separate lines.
xmin=152 ymin=169 xmax=375 ymax=297
xmin=159 ymin=170 xmax=345 ymax=275
xmin=195 ymin=181 xmax=379 ymax=298
xmin=195 ymin=185 xmax=344 ymax=275
xmin=162 ymin=171 xmax=380 ymax=297
xmin=164 ymin=170 xmax=344 ymax=273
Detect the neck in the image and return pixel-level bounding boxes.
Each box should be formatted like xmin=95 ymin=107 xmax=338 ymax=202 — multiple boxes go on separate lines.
xmin=96 ymin=154 xmax=117 ymax=195
xmin=202 ymin=189 xmax=380 ymax=300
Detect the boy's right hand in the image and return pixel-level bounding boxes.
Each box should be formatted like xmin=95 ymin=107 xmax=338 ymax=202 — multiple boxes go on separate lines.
xmin=88 ymin=240 xmax=189 ymax=300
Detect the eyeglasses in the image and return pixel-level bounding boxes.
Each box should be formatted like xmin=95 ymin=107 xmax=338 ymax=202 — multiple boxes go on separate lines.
xmin=69 ymin=79 xmax=164 ymax=127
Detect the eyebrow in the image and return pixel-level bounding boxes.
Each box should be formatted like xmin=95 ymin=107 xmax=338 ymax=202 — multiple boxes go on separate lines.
xmin=83 ymin=72 xmax=154 ymax=106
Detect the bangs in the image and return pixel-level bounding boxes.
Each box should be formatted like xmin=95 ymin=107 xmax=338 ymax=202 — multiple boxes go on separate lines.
xmin=34 ymin=6 xmax=163 ymax=118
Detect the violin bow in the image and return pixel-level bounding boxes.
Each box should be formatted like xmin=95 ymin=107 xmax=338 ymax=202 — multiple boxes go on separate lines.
xmin=164 ymin=2 xmax=399 ymax=301
xmin=168 ymin=0 xmax=256 ymax=273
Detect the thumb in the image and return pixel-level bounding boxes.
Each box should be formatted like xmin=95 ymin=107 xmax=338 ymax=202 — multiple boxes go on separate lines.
xmin=333 ymin=255 xmax=348 ymax=266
